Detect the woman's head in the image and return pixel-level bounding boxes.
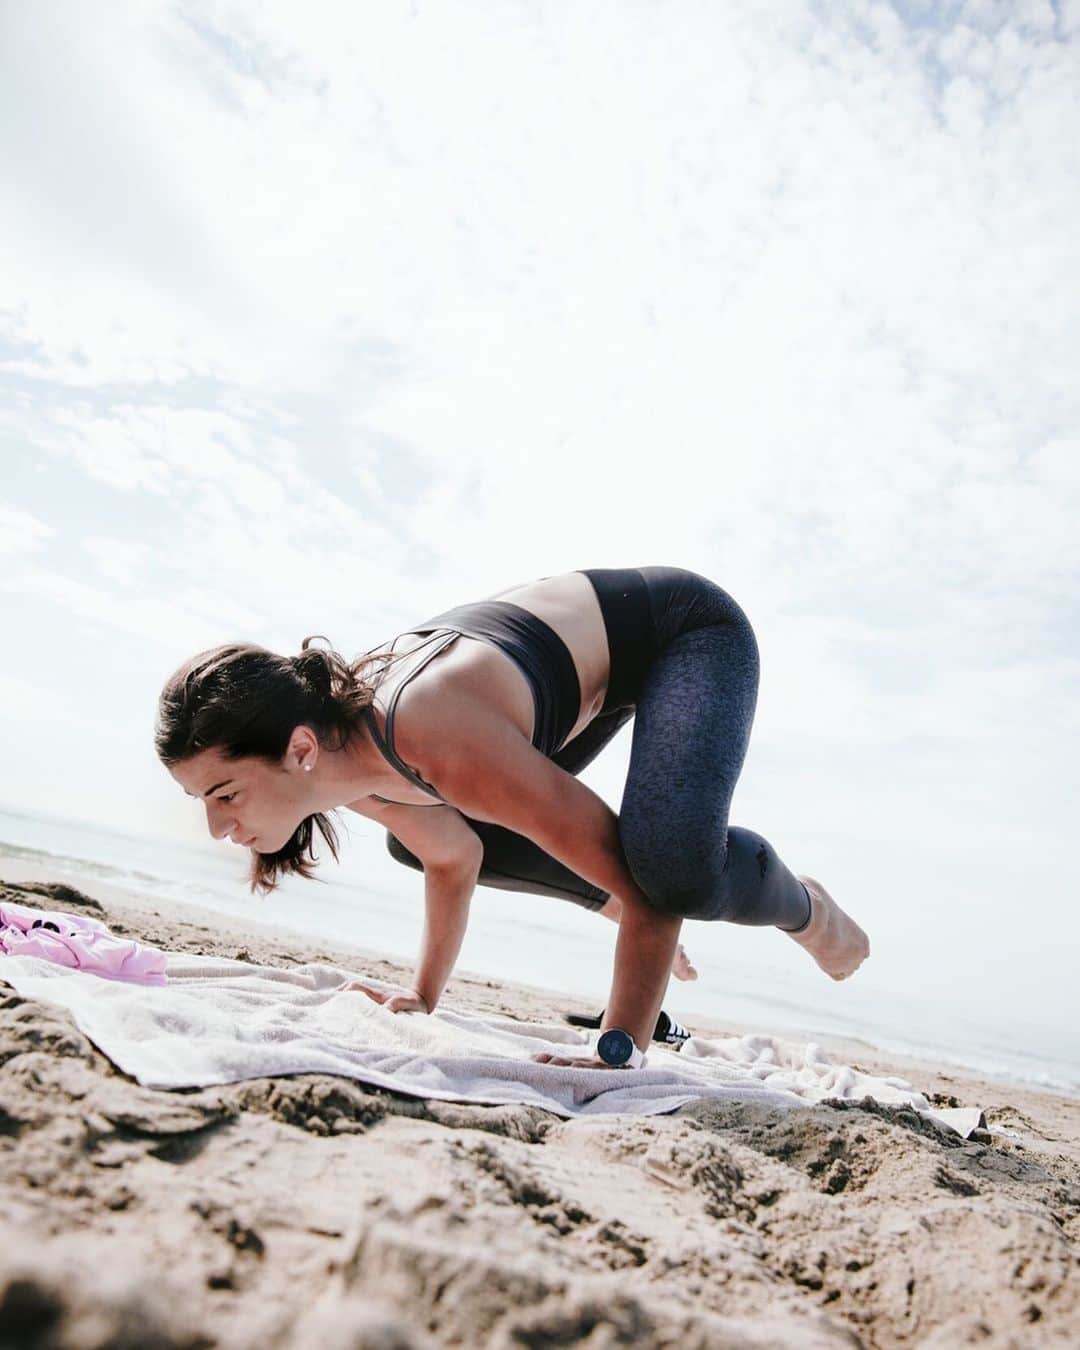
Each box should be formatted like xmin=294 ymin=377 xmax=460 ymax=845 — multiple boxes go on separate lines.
xmin=155 ymin=637 xmax=379 ymax=893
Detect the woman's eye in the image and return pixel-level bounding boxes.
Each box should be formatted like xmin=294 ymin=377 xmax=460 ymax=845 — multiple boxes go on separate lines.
xmin=218 ymin=792 xmax=237 ymax=803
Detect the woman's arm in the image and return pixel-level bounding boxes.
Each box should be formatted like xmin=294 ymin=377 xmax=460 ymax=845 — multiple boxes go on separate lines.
xmin=343 ymin=797 xmax=483 ymax=1013
xmin=399 ymin=691 xmax=644 ymax=900
xmin=598 ymin=897 xmax=698 ymax=984
xmin=397 ymin=685 xmax=682 ymax=1052
xmin=411 ymin=857 xmax=480 ymax=1011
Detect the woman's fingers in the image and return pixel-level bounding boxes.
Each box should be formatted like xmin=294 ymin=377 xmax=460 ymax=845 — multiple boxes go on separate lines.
xmin=339 ymin=980 xmax=388 ymax=1002
xmin=531 ymin=1052 xmax=623 ymax=1069
xmin=339 ymin=982 xmax=428 ymax=1014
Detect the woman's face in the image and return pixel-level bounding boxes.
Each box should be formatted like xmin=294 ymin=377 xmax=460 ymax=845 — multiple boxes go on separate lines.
xmin=170 ymin=739 xmax=316 ymax=854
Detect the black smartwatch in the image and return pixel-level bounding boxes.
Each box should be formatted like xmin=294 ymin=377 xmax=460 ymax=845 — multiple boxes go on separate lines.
xmin=597 ymin=1027 xmax=647 ymax=1069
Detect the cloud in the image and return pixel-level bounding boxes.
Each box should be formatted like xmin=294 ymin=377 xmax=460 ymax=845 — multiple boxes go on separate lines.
xmin=5 ymin=396 xmax=442 ymax=656
xmin=82 ymin=537 xmax=151 ymax=586
xmin=3 ymin=4 xmax=1076 ymax=620
xmin=0 ymin=504 xmax=53 ymax=557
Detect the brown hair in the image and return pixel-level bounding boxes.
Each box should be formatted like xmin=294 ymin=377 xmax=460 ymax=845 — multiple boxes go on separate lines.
xmin=155 ymin=636 xmax=392 ymax=895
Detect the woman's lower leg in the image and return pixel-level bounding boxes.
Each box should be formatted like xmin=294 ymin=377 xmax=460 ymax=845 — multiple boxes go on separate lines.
xmin=711 ymin=826 xmax=814 ymax=929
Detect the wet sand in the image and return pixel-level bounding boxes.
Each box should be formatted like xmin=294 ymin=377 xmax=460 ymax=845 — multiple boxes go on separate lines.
xmin=1 ymin=864 xmax=1077 ymax=1347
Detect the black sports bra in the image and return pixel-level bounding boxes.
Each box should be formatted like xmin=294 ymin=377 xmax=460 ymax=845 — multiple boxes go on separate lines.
xmin=362 ymin=600 xmax=582 ymax=807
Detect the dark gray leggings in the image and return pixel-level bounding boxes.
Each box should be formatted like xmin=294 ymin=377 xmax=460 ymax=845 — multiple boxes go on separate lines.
xmin=387 ymin=566 xmax=812 ymax=931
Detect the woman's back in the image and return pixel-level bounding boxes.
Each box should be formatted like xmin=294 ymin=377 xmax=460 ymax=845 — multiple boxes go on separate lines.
xmin=367 ymin=570 xmax=613 ymax=762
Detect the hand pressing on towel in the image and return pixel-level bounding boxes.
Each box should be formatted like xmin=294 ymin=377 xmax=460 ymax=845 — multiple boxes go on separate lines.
xmin=338 ymin=980 xmax=429 ymax=1014
xmin=531 ymin=1052 xmax=631 ymax=1070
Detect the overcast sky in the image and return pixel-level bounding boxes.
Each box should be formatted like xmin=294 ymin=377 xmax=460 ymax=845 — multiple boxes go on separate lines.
xmin=1 ymin=2 xmax=1077 ymax=1029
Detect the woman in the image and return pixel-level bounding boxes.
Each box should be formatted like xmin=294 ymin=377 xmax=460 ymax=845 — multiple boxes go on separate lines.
xmin=155 ymin=566 xmax=869 ymax=1070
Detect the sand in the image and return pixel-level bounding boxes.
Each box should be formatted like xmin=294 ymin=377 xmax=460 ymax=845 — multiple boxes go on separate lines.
xmin=1 ymin=863 xmax=1077 ymax=1348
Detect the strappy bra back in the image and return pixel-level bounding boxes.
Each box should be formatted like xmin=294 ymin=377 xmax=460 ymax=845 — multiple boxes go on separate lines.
xmin=362 ymin=600 xmax=582 ymax=807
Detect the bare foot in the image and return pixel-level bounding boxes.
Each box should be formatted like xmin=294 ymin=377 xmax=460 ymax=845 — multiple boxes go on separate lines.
xmin=785 ymin=875 xmax=870 ymax=980
xmin=671 ymin=942 xmax=699 ymax=981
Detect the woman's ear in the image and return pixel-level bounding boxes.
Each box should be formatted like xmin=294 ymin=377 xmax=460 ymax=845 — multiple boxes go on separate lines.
xmin=287 ymin=725 xmax=319 ymax=773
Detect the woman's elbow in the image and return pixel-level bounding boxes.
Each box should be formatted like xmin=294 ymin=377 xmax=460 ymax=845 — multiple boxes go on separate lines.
xmin=386 ymin=829 xmax=483 ymax=878
xmin=428 ymin=839 xmax=484 ymax=879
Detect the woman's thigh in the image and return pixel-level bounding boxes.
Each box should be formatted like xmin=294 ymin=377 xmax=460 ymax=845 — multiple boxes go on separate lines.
xmin=553 ymin=704 xmax=635 ymax=774
xmin=618 ymin=598 xmax=761 ymax=916
xmin=385 ymin=824 xmax=610 ymax=910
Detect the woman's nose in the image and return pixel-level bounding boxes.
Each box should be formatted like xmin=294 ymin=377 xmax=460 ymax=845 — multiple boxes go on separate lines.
xmin=206 ymin=806 xmax=235 ymax=841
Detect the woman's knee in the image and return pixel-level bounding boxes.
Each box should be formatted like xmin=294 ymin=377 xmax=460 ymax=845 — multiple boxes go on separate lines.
xmin=644 ymin=883 xmax=723 ymax=921
xmin=624 ymin=846 xmax=733 ymax=922
xmin=631 ymin=828 xmax=798 ymax=925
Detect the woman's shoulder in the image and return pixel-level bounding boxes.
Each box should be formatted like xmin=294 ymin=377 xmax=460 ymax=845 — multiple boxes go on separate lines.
xmin=391 ymin=671 xmax=545 ymax=807
xmin=364 ymin=629 xmax=461 ymax=708
xmin=387 ymin=631 xmax=537 ymax=762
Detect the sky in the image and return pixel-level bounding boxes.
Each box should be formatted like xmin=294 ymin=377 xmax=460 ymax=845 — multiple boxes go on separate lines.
xmin=1 ymin=1 xmax=1077 ymax=1032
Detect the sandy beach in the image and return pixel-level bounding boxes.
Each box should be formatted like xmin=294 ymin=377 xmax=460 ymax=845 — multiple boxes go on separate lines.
xmin=1 ymin=863 xmax=1076 ymax=1348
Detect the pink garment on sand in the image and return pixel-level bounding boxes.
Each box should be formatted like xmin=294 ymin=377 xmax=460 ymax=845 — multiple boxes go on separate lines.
xmin=0 ymin=900 xmax=168 ymax=986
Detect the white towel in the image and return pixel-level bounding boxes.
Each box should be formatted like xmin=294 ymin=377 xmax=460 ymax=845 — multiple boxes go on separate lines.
xmin=1 ymin=951 xmax=984 ymax=1137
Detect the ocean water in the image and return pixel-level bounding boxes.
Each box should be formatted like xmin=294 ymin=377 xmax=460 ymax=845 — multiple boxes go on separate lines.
xmin=0 ymin=804 xmax=1076 ymax=1101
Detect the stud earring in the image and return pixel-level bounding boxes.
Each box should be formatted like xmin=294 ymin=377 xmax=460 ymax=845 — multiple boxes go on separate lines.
xmin=304 ymin=764 xmax=313 ymax=772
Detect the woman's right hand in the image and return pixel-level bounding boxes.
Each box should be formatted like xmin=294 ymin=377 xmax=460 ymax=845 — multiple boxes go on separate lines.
xmin=338 ymin=980 xmax=430 ymax=1014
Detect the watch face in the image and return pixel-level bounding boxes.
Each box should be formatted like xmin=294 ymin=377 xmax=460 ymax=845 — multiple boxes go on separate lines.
xmin=597 ymin=1028 xmax=633 ymax=1065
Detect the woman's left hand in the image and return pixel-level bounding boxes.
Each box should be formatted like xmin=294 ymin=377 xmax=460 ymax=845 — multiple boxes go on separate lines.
xmin=531 ymin=1051 xmax=632 ymax=1070
xmin=339 ymin=980 xmax=429 ymax=1014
